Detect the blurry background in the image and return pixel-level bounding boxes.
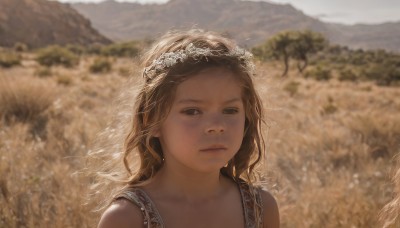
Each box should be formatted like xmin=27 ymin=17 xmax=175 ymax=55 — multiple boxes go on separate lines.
xmin=58 ymin=0 xmax=400 ymax=25
xmin=0 ymin=0 xmax=399 ymax=227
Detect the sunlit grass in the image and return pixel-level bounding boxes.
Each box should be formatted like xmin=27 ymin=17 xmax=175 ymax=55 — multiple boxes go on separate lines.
xmin=0 ymin=54 xmax=398 ymax=227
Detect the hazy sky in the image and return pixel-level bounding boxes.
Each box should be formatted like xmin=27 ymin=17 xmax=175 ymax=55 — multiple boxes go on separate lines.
xmin=57 ymin=0 xmax=400 ymax=25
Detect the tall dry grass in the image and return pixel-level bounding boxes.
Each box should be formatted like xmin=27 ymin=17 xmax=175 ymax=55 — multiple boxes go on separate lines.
xmin=0 ymin=55 xmax=399 ymax=227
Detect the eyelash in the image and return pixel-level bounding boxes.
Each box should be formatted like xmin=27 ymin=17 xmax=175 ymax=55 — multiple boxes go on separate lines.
xmin=181 ymin=108 xmax=201 ymax=115
xmin=181 ymin=108 xmax=239 ymax=116
xmin=223 ymin=108 xmax=239 ymax=114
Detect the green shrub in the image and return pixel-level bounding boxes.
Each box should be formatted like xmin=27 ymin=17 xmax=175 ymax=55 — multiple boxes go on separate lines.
xmin=362 ymin=63 xmax=400 ymax=86
xmin=302 ymin=43 xmax=400 ymax=85
xmin=348 ymin=52 xmax=367 ymax=65
xmin=66 ymin=44 xmax=85 ymax=55
xmin=36 ymin=46 xmax=79 ymax=68
xmin=321 ymin=97 xmax=338 ymax=115
xmin=251 ymin=46 xmax=271 ymax=61
xmin=327 ymin=45 xmax=343 ymax=55
xmin=283 ymin=81 xmax=300 ymax=97
xmin=87 ymin=43 xmax=104 ymax=55
xmin=101 ymin=42 xmax=140 ymax=58
xmin=13 ymin=42 xmax=28 ymax=52
xmin=89 ymin=58 xmax=112 ymax=73
xmin=338 ymin=68 xmax=358 ymax=82
xmin=34 ymin=67 xmax=53 ymax=78
xmin=322 ymin=103 xmax=338 ymax=115
xmin=0 ymin=52 xmax=21 ymax=68
xmin=305 ymin=66 xmax=332 ymax=81
xmin=56 ymin=75 xmax=73 ymax=86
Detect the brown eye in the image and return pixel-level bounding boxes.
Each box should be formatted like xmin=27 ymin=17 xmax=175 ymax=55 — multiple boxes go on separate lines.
xmin=181 ymin=108 xmax=201 ymax=115
xmin=223 ymin=108 xmax=239 ymax=114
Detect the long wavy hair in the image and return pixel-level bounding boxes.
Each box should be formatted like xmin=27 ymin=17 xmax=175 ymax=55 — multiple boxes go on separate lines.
xmin=380 ymin=154 xmax=400 ymax=228
xmin=86 ymin=29 xmax=266 ymax=212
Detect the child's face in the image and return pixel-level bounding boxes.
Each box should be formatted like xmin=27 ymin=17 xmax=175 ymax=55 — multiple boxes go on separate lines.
xmin=157 ymin=67 xmax=245 ymax=173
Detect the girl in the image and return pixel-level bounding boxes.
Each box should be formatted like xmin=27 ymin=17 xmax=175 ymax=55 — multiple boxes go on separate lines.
xmin=94 ymin=29 xmax=279 ymax=228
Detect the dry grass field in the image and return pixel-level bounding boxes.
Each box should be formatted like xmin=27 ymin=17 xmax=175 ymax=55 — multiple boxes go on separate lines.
xmin=0 ymin=53 xmax=399 ymax=227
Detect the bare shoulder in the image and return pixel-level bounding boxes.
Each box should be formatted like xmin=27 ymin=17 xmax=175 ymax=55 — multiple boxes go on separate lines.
xmin=259 ymin=189 xmax=280 ymax=228
xmin=97 ymin=199 xmax=143 ymax=228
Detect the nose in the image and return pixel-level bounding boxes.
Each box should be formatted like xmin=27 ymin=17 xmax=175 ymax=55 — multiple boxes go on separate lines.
xmin=205 ymin=115 xmax=225 ymax=134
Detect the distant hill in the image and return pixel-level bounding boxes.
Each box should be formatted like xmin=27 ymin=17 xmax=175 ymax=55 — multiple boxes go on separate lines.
xmin=0 ymin=0 xmax=111 ymax=48
xmin=327 ymin=22 xmax=400 ymax=52
xmin=72 ymin=0 xmax=400 ymax=52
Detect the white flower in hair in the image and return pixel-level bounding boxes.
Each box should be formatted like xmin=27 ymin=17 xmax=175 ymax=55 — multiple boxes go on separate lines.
xmin=144 ymin=43 xmax=254 ymax=80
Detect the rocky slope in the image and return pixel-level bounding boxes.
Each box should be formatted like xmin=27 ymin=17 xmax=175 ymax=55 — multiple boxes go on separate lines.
xmin=72 ymin=0 xmax=400 ymax=52
xmin=0 ymin=0 xmax=111 ymax=48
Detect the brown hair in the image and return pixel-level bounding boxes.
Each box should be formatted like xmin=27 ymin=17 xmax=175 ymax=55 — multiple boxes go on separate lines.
xmin=125 ymin=29 xmax=264 ymax=184
xmin=380 ymin=154 xmax=400 ymax=228
xmin=87 ymin=29 xmax=266 ymax=212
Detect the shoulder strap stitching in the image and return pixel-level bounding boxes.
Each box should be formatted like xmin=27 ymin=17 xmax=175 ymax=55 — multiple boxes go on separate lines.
xmin=115 ymin=188 xmax=164 ymax=228
xmin=238 ymin=180 xmax=264 ymax=228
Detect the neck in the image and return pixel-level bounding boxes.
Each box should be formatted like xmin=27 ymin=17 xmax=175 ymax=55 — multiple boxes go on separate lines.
xmin=152 ymin=163 xmax=228 ymax=202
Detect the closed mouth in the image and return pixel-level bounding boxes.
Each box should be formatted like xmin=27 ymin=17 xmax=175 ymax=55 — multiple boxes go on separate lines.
xmin=200 ymin=145 xmax=227 ymax=152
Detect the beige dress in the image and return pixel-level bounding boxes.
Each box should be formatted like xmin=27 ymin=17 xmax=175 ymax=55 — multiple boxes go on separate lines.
xmin=115 ymin=179 xmax=264 ymax=228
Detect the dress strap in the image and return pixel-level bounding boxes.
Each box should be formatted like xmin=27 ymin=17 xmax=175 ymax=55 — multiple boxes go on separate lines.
xmin=238 ymin=180 xmax=264 ymax=228
xmin=115 ymin=182 xmax=263 ymax=228
xmin=114 ymin=188 xmax=164 ymax=228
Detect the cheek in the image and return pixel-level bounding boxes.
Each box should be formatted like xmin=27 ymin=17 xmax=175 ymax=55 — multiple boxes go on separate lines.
xmin=160 ymin=116 xmax=201 ymax=142
xmin=230 ymin=112 xmax=246 ymax=133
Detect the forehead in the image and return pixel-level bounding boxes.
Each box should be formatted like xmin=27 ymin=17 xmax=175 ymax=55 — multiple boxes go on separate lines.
xmin=173 ymin=67 xmax=243 ymax=103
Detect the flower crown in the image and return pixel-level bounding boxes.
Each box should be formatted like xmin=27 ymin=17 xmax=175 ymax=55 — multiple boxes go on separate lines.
xmin=143 ymin=43 xmax=254 ymax=80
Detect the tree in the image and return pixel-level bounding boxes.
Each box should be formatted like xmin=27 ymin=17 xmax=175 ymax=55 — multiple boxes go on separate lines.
xmin=291 ymin=30 xmax=327 ymax=73
xmin=253 ymin=30 xmax=328 ymax=76
xmin=265 ymin=31 xmax=293 ymax=77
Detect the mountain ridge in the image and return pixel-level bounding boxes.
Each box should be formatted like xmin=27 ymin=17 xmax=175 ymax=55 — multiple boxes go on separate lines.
xmin=71 ymin=0 xmax=400 ymax=52
xmin=0 ymin=0 xmax=111 ymax=48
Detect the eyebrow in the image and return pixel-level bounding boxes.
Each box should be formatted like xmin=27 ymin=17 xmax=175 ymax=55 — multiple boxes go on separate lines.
xmin=177 ymin=98 xmax=242 ymax=104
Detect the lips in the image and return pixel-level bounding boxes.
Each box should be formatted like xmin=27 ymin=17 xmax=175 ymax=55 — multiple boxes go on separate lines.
xmin=200 ymin=145 xmax=227 ymax=152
